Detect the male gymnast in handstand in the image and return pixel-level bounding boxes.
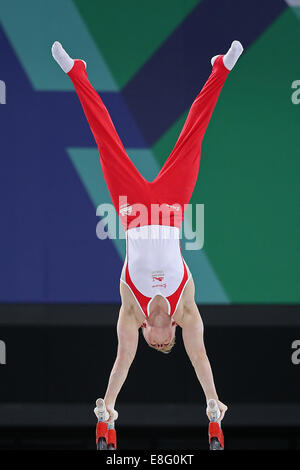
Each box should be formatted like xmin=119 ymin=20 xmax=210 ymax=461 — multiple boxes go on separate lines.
xmin=52 ymin=39 xmax=243 ymax=423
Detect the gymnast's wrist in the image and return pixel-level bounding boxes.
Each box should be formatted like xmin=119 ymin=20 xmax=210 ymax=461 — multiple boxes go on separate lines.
xmin=104 ymin=394 xmax=116 ymax=408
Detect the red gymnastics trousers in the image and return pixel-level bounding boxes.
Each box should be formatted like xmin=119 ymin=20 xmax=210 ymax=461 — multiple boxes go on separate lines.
xmin=68 ymin=56 xmax=229 ymax=230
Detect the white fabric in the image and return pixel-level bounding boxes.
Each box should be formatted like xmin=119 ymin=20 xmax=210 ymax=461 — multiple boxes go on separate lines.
xmin=207 ymin=399 xmax=221 ymax=421
xmin=223 ymin=40 xmax=243 ymax=71
xmin=51 ymin=41 xmax=74 ymax=73
xmin=211 ymin=40 xmax=243 ymax=70
xmin=125 ymin=225 xmax=185 ymax=299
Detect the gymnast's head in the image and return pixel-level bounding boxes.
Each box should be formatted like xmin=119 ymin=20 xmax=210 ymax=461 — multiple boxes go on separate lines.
xmin=141 ymin=296 xmax=177 ymax=354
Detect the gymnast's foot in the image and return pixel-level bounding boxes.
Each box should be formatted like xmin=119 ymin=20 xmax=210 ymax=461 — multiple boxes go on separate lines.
xmin=51 ymin=41 xmax=86 ymax=73
xmin=211 ymin=40 xmax=243 ymax=70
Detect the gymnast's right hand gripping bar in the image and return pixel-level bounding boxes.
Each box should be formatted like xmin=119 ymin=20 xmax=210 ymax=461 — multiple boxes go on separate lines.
xmin=207 ymin=399 xmax=224 ymax=450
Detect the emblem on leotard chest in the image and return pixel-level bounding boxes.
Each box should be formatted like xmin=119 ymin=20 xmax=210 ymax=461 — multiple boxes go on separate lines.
xmin=152 ymin=271 xmax=166 ymax=288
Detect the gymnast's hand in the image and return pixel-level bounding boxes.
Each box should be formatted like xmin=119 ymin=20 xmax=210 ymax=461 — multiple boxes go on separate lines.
xmin=206 ymin=399 xmax=228 ymax=422
xmin=94 ymin=398 xmax=118 ymax=423
xmin=105 ymin=402 xmax=119 ymax=423
xmin=216 ymin=400 xmax=228 ymax=421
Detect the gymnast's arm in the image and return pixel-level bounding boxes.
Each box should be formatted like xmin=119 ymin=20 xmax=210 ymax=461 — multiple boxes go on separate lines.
xmin=181 ymin=285 xmax=227 ymax=420
xmin=104 ymin=306 xmax=139 ymax=417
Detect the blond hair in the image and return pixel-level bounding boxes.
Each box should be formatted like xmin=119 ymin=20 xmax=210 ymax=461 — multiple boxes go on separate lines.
xmin=148 ymin=335 xmax=176 ymax=354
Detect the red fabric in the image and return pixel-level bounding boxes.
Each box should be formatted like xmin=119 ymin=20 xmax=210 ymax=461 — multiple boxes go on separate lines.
xmin=68 ymin=56 xmax=229 ymax=230
xmin=125 ymin=260 xmax=151 ymax=317
xmin=208 ymin=421 xmax=224 ymax=449
xmin=107 ymin=428 xmax=117 ymax=449
xmin=96 ymin=421 xmax=107 ymax=442
xmin=165 ymin=261 xmax=189 ymax=316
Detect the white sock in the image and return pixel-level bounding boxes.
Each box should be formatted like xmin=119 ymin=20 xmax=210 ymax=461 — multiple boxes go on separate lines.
xmin=210 ymin=55 xmax=220 ymax=67
xmin=211 ymin=40 xmax=243 ymax=70
xmin=51 ymin=41 xmax=74 ymax=73
xmin=51 ymin=41 xmax=87 ymax=73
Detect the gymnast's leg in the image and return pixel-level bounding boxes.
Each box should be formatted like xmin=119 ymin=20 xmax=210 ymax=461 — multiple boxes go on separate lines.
xmin=51 ymin=42 xmax=146 ymax=215
xmin=152 ymin=41 xmax=243 ymax=208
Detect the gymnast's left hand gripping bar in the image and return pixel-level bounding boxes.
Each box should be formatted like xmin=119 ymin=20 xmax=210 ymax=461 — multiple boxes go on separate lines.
xmin=94 ymin=398 xmax=118 ymax=450
xmin=207 ymin=399 xmax=224 ymax=450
